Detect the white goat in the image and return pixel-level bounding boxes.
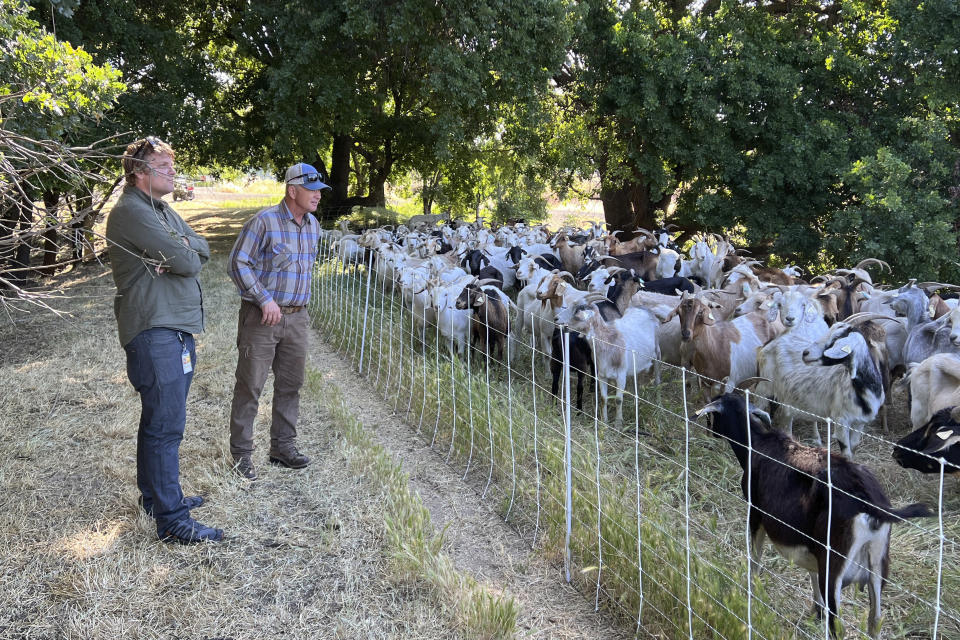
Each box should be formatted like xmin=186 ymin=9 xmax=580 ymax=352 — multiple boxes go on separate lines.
xmin=565 ymin=301 xmax=660 ymax=424
xmin=900 ymin=352 xmax=960 ymax=429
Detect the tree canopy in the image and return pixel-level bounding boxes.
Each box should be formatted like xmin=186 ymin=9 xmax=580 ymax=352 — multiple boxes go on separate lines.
xmin=1 ymin=0 xmax=125 ymax=298
xmin=10 ymin=0 xmax=960 ymax=282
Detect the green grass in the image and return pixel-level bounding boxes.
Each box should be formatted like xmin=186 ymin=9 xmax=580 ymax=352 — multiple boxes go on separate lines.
xmin=315 ymin=370 xmax=518 ymax=639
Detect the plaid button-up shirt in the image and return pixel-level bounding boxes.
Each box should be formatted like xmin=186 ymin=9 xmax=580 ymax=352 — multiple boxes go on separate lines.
xmin=228 ymin=200 xmax=320 ymax=308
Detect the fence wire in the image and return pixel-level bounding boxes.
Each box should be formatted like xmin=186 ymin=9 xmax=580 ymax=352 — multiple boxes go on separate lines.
xmin=309 ymin=239 xmax=959 ymax=640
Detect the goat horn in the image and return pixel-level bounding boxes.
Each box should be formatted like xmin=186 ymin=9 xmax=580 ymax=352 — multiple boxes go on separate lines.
xmin=736 ymin=377 xmax=770 ymax=391
xmin=476 ymin=278 xmax=502 ymax=287
xmin=917 ymin=282 xmax=960 ymax=293
xmin=843 ymin=312 xmax=906 ymax=325
xmin=854 ymin=258 xmax=891 ymax=273
xmin=694 ymin=401 xmax=723 ymax=419
xmin=558 ymin=271 xmax=577 ymax=283
xmin=606 ymin=266 xmax=627 ymax=275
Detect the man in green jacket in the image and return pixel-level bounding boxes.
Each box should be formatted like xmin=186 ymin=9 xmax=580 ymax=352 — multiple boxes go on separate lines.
xmin=106 ymin=136 xmax=223 ymax=544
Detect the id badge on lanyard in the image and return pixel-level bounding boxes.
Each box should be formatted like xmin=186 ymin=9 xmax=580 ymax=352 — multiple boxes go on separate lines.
xmin=178 ymin=331 xmax=193 ymax=374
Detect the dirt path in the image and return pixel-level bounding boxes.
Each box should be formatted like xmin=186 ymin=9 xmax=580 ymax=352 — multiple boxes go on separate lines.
xmin=308 ymin=337 xmax=631 ymax=640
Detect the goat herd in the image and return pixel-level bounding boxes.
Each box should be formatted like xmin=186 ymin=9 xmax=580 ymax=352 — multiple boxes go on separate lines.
xmin=322 ymin=217 xmax=957 ymax=638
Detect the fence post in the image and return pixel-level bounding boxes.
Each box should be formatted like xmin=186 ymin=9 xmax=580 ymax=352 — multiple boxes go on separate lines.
xmin=934 ymin=462 xmax=945 ymax=638
xmin=744 ymin=389 xmax=754 ymax=640
xmin=431 ymin=316 xmax=441 ymax=448
xmin=681 ymin=367 xmax=694 ymax=639
xmin=505 ymin=311 xmax=516 ymax=520
xmin=375 ymin=269 xmax=388 ymax=388
xmin=483 ymin=300 xmax=494 ymax=499
xmin=405 ymin=293 xmax=416 ymax=416
xmin=463 ymin=332 xmax=475 ymax=480
xmin=633 ymin=351 xmax=644 ymax=632
xmin=563 ymin=328 xmax=573 ymax=584
xmin=358 ymin=250 xmax=374 ymax=374
xmin=592 ymin=335 xmax=603 ymax=612
xmin=531 ymin=321 xmax=542 ymax=549
xmin=824 ymin=418 xmax=834 ymax=640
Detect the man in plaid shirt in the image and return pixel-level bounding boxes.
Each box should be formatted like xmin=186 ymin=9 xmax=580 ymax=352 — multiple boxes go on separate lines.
xmin=227 ymin=163 xmax=329 ymax=480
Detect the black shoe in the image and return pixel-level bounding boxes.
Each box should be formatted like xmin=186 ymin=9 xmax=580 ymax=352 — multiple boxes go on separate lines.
xmin=268 ymin=449 xmax=311 ymax=469
xmin=139 ymin=495 xmax=204 ymax=517
xmin=232 ymin=456 xmax=258 ymax=481
xmin=160 ymin=518 xmax=223 ymax=544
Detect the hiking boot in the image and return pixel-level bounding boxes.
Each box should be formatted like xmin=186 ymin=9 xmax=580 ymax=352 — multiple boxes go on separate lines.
xmin=160 ymin=517 xmax=224 ymax=544
xmin=268 ymin=449 xmax=311 ymax=469
xmin=139 ymin=495 xmax=204 ymax=517
xmin=232 ymin=456 xmax=258 ymax=481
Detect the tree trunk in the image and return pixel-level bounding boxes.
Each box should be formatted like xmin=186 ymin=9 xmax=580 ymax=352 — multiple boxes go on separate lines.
xmin=39 ymin=190 xmax=61 ymax=273
xmin=1 ymin=189 xmax=35 ymax=289
xmin=317 ymin=134 xmax=357 ymax=223
xmin=328 ymin=134 xmax=351 ymax=202
xmin=368 ymin=166 xmax=388 ymax=207
xmin=599 ymin=161 xmax=675 ymax=240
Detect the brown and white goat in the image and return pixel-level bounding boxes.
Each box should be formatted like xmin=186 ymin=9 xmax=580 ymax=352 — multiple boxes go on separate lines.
xmin=455 ymin=280 xmax=512 ymax=360
xmin=666 ymin=292 xmax=776 ymax=400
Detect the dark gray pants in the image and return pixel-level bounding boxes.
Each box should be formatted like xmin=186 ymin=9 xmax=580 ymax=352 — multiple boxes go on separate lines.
xmin=229 ymin=301 xmax=308 ymax=458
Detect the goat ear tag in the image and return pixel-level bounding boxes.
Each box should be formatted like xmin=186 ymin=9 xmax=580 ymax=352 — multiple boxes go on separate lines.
xmin=841 ymin=345 xmax=852 ymax=353
xmin=708 ymin=312 xmax=715 ymax=321
xmin=937 ymin=430 xmax=953 ymax=440
xmin=557 ymin=282 xmax=568 ymax=294
xmin=929 ymin=304 xmax=937 ymax=318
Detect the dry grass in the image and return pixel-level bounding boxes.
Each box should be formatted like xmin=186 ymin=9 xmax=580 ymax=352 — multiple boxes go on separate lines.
xmin=0 ymin=205 xmax=521 ymax=640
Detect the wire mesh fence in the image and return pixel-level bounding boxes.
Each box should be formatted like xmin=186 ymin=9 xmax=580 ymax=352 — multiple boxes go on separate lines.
xmin=308 ymin=237 xmax=959 ymax=640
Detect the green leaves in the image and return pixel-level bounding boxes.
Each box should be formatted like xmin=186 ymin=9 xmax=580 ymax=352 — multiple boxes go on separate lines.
xmin=1 ymin=0 xmax=124 ymax=140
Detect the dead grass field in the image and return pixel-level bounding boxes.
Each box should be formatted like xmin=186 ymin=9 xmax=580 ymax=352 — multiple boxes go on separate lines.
xmin=0 ymin=201 xmax=627 ymax=640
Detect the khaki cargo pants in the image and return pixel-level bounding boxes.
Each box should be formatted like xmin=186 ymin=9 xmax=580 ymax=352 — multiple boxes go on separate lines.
xmin=229 ymin=300 xmax=309 ymax=458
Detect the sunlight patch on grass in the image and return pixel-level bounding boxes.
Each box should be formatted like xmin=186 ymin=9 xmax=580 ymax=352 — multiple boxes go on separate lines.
xmin=55 ymin=521 xmax=127 ymax=561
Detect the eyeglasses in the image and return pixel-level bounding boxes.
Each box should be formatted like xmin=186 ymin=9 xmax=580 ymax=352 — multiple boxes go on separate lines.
xmin=288 ymin=172 xmax=326 ymax=185
xmin=131 ymin=136 xmax=164 ymax=160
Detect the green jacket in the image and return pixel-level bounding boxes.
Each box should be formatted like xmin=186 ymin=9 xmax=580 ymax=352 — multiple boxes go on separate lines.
xmin=106 ymin=185 xmax=210 ymax=346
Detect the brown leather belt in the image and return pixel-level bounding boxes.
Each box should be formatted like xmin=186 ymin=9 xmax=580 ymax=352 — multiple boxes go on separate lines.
xmin=279 ymin=305 xmax=305 ymax=314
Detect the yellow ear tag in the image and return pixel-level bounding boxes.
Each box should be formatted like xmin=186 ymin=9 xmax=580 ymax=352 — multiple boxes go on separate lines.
xmin=708 ymin=312 xmax=715 ymax=321
xmin=557 ymin=282 xmax=568 ymax=294
xmin=937 ymin=430 xmax=953 ymax=440
xmin=841 ymin=345 xmax=852 ymax=354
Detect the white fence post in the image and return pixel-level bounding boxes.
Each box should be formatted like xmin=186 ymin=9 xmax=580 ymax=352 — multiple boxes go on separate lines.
xmin=563 ymin=328 xmax=573 ymax=584
xmin=358 ymin=250 xmax=374 ymax=374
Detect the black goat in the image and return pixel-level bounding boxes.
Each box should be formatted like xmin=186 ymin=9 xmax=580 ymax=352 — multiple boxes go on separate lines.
xmin=475 ymin=265 xmax=505 ymax=290
xmin=639 ymin=275 xmax=696 ymax=296
xmin=697 ymin=393 xmax=931 ymax=639
xmin=460 ymin=249 xmax=489 ymax=275
xmin=505 ymin=245 xmax=524 ymax=265
xmin=532 ymin=252 xmax=563 ymax=272
xmin=893 ymin=406 xmax=960 ymax=475
xmin=454 ymin=282 xmax=510 ymax=360
xmin=549 ymin=327 xmax=594 ymax=413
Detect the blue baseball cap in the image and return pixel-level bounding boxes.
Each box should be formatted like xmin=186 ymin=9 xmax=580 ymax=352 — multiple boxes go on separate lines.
xmin=284 ymin=163 xmax=330 ymax=191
